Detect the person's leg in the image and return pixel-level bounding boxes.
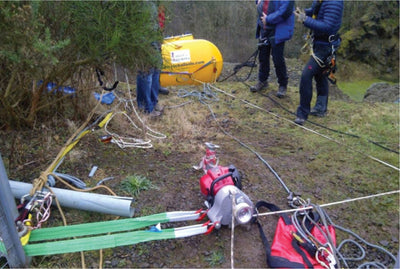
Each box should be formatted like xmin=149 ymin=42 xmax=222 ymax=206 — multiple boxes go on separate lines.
xmin=151 ymin=69 xmax=164 ymax=113
xmin=271 ymin=41 xmax=288 ymax=97
xmin=150 ymin=68 xmax=160 ymax=105
xmin=136 ymin=69 xmax=158 ymax=113
xmin=295 ymin=57 xmax=321 ymax=122
xmin=310 ymin=74 xmax=329 ymax=116
xmin=136 ymin=70 xmax=153 ymax=113
xmin=258 ymin=43 xmax=271 ymax=83
xmin=250 ymin=42 xmax=271 ymax=92
xmin=310 ymin=44 xmax=332 ymax=116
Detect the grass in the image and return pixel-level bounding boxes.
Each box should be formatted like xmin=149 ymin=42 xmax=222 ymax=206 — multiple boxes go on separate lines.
xmin=120 ymin=174 xmax=158 ymax=197
xmin=2 ymin=65 xmax=399 ymax=267
xmin=338 ymin=79 xmax=396 ymax=102
xmin=205 ymin=250 xmax=225 ymax=267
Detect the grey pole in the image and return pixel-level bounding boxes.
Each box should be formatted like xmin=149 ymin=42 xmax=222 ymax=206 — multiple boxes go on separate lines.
xmin=0 ymin=153 xmax=28 ymax=268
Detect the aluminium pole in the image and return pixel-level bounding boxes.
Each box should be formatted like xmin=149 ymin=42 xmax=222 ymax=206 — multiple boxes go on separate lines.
xmin=0 ymin=153 xmax=28 ymax=267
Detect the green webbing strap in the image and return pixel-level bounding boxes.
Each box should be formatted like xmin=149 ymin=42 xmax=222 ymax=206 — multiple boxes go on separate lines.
xmin=29 ymin=212 xmax=169 ymax=242
xmin=0 ymin=240 xmax=6 ymax=254
xmin=24 ymin=228 xmax=176 ymax=256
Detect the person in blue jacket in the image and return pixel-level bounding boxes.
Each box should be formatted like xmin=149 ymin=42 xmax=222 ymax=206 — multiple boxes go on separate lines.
xmin=250 ymin=0 xmax=295 ymax=98
xmin=293 ymin=0 xmax=344 ymax=125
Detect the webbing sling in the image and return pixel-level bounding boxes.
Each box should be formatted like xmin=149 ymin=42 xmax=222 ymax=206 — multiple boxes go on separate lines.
xmin=0 ymin=211 xmax=209 ymax=257
xmin=28 ymin=212 xmax=170 ymax=242
xmin=24 ymin=228 xmax=177 ymax=256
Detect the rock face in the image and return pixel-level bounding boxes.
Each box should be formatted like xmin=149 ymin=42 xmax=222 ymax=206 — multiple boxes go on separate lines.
xmin=363 ymin=82 xmax=400 ymax=103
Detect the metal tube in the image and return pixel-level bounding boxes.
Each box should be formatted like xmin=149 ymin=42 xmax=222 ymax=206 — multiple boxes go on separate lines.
xmin=9 ymin=180 xmax=135 ymax=218
xmin=0 ymin=154 xmax=29 ymax=267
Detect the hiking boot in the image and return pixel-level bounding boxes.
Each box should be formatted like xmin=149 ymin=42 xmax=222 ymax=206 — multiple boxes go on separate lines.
xmin=159 ymin=87 xmax=169 ymax=95
xmin=250 ymin=80 xmax=268 ymax=92
xmin=149 ymin=110 xmax=162 ymax=117
xmin=276 ymin=86 xmax=287 ymax=98
xmin=155 ymin=103 xmax=164 ymax=112
xmin=310 ymin=108 xmax=326 ymax=117
xmin=310 ymin=96 xmax=328 ymax=117
xmin=294 ymin=117 xmax=305 ymax=125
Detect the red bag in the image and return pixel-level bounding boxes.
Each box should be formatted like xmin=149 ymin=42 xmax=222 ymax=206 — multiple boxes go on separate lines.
xmin=255 ymin=201 xmax=337 ymax=268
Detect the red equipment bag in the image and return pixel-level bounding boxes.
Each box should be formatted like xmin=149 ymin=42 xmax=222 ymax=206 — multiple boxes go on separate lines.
xmin=254 ymin=201 xmax=337 ymax=268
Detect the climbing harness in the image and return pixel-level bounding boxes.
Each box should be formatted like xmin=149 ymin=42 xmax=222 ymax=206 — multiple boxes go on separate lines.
xmin=300 ymin=0 xmax=340 ymax=84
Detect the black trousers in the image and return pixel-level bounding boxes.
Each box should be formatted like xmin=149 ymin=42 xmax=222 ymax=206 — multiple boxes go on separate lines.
xmin=296 ymin=44 xmax=332 ymax=119
xmin=258 ymin=39 xmax=288 ymax=88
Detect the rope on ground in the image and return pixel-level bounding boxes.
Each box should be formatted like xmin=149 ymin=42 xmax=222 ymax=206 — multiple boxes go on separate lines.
xmin=254 ymin=190 xmax=400 ymax=218
xmin=262 ymin=92 xmax=399 ymax=155
xmin=174 ymin=81 xmax=398 ymax=268
xmin=207 ymin=83 xmax=399 ymax=172
xmin=253 ymin=193 xmax=399 ymax=268
xmin=97 ymin=70 xmax=166 ymax=149
xmin=230 ymin=191 xmax=235 ymax=269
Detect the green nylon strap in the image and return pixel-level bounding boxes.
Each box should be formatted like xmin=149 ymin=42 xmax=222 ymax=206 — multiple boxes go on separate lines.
xmin=24 ymin=228 xmax=176 ymax=256
xmin=0 ymin=240 xmax=6 ymax=255
xmin=29 ymin=212 xmax=169 ymax=242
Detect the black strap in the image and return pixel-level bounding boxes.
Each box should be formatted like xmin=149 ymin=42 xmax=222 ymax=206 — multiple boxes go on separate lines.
xmin=254 ymin=201 xmax=318 ymax=268
xmin=291 ymin=239 xmax=315 ymax=268
xmin=255 ymin=200 xmax=291 ymax=224
xmin=312 ymin=0 xmax=323 ymax=19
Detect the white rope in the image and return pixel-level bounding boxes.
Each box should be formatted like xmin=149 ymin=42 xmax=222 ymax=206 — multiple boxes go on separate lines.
xmin=230 ymin=191 xmax=235 ymax=269
xmin=99 ymin=69 xmax=166 ymax=149
xmin=254 ymin=190 xmax=400 ymax=218
xmin=208 ymin=83 xmax=400 ymax=172
xmin=123 ymin=69 xmax=166 ymax=140
xmin=104 ymin=111 xmax=153 ymax=149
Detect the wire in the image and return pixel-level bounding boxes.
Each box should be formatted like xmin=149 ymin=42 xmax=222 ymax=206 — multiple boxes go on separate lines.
xmin=208 ymin=84 xmax=399 ymax=171
xmin=261 ymin=92 xmax=399 ymax=154
xmin=227 ymin=46 xmax=399 ymax=155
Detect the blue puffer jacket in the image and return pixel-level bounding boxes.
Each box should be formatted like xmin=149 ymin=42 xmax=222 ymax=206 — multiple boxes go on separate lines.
xmin=304 ymin=0 xmax=344 ymax=45
xmin=256 ymin=0 xmax=295 ymax=44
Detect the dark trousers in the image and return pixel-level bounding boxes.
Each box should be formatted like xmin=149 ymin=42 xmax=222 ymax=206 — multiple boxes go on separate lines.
xmin=296 ymin=45 xmax=332 ymax=119
xmin=258 ymin=40 xmax=288 ymax=87
xmin=136 ymin=68 xmax=160 ymax=113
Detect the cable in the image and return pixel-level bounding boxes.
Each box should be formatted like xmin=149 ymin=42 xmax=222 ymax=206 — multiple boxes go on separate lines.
xmin=217 ymin=49 xmax=259 ymax=83
xmin=224 ymin=47 xmax=399 ymax=155
xmin=261 ymin=92 xmax=399 ymax=154
xmin=208 ymin=84 xmax=399 ymax=171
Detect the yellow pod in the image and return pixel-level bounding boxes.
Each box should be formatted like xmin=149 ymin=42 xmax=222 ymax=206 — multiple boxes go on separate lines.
xmin=160 ymin=37 xmax=223 ymax=86
xmin=163 ymin=33 xmax=194 ymax=43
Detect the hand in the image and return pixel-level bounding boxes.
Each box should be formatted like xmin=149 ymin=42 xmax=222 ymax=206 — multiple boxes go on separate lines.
xmin=294 ymin=7 xmax=306 ymax=23
xmin=261 ymin=12 xmax=267 ymax=26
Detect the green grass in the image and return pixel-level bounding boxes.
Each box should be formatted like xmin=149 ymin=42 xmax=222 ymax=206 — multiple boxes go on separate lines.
xmin=338 ymin=79 xmax=396 ymax=102
xmin=121 ymin=174 xmax=158 ymax=197
xmin=205 ymin=250 xmax=225 ymax=267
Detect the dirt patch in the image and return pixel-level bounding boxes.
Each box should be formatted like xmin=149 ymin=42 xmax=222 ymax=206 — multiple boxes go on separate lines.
xmin=1 ymin=60 xmax=398 ymax=268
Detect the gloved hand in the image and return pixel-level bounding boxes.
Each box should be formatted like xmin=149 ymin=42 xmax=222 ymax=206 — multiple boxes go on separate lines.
xmin=294 ymin=7 xmax=306 ymax=23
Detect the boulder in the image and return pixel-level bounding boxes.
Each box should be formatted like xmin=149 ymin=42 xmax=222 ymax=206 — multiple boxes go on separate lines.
xmin=363 ymin=82 xmax=400 ymax=103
